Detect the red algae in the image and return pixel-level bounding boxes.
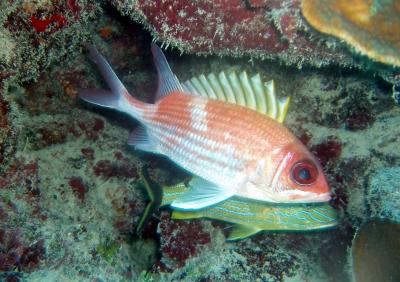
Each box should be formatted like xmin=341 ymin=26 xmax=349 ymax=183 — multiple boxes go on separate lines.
xmin=18 ymin=240 xmax=46 ymax=272
xmin=77 ymin=117 xmax=105 ymax=140
xmin=0 ymin=96 xmax=10 ymax=128
xmin=30 ymin=14 xmax=67 ymax=33
xmin=0 ymin=230 xmax=45 ymax=273
xmin=158 ymin=212 xmax=211 ymax=269
xmin=67 ymin=0 xmax=82 ymax=19
xmin=81 ymin=147 xmax=95 ymax=160
xmin=92 ymin=118 xmax=104 ymax=131
xmin=68 ymin=177 xmax=87 ymax=202
xmin=134 ymin=0 xmax=288 ymax=53
xmin=311 ymin=137 xmax=342 ymax=167
xmin=93 ymin=159 xmax=139 ymax=180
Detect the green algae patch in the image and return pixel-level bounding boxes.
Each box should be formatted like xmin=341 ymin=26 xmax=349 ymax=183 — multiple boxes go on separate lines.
xmin=97 ymin=237 xmax=121 ymax=262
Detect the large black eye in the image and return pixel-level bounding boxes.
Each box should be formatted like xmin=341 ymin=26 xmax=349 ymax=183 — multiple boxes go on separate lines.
xmin=291 ymin=160 xmax=318 ymax=185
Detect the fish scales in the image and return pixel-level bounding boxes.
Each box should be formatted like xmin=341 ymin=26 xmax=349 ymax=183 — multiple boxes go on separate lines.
xmin=143 ymin=92 xmax=296 ymax=191
xmin=80 ymin=44 xmax=331 ymax=207
xmin=150 ymin=123 xmax=242 ymax=184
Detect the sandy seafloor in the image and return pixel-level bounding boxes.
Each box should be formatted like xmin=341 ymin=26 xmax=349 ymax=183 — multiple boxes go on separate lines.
xmin=1 ymin=2 xmax=400 ymax=282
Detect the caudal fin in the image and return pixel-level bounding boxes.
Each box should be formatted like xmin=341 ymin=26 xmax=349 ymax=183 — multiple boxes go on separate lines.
xmin=79 ymin=89 xmax=119 ymax=109
xmin=81 ymin=45 xmax=148 ymax=115
xmin=85 ymin=44 xmax=128 ymax=98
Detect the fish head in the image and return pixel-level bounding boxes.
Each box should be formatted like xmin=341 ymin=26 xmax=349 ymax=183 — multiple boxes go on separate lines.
xmin=272 ymin=142 xmax=331 ymax=203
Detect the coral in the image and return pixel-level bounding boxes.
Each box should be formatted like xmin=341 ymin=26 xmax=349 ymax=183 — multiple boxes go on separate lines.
xmin=302 ymin=0 xmax=400 ymax=67
xmin=111 ymin=0 xmax=400 ymax=85
xmin=367 ymin=166 xmax=400 ymax=223
xmin=350 ymin=220 xmax=400 ymax=282
xmin=112 ymin=0 xmax=348 ymax=65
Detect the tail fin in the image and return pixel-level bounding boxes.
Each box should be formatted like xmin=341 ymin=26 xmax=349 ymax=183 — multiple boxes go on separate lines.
xmin=79 ymin=44 xmax=144 ymax=118
xmin=79 ymin=89 xmax=119 ymax=109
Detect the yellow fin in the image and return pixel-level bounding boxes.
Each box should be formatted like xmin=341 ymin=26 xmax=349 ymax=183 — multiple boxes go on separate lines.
xmin=182 ymin=71 xmax=291 ymax=122
xmin=137 ymin=166 xmax=162 ymax=234
xmin=171 ymin=210 xmax=204 ymax=220
xmin=227 ymin=224 xmax=261 ymax=241
xmin=277 ymin=96 xmax=291 ymax=123
xmin=161 ymin=182 xmax=189 ymax=206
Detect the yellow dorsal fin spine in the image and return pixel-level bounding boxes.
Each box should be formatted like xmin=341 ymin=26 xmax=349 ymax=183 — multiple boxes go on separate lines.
xmin=199 ymin=74 xmax=218 ymax=99
xmin=218 ymin=71 xmax=236 ymax=103
xmin=207 ymin=73 xmax=227 ymax=101
xmin=190 ymin=77 xmax=208 ymax=97
xmin=239 ymin=71 xmax=257 ymax=110
xmin=228 ymin=71 xmax=247 ymax=106
xmin=182 ymin=71 xmax=291 ymax=123
xmin=250 ymin=73 xmax=268 ymax=114
xmin=277 ymin=96 xmax=291 ymax=123
xmin=264 ymin=80 xmax=278 ymax=120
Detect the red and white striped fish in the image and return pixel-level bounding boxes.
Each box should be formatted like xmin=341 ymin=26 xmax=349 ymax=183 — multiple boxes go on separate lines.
xmin=80 ymin=44 xmax=331 ymax=210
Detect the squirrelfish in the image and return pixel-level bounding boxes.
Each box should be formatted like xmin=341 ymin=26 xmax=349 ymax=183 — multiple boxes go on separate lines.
xmin=80 ymin=43 xmax=331 ymax=210
xmin=137 ymin=167 xmax=337 ymax=241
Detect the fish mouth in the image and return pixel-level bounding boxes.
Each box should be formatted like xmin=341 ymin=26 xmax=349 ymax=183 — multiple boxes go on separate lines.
xmin=274 ymin=191 xmax=331 ymax=203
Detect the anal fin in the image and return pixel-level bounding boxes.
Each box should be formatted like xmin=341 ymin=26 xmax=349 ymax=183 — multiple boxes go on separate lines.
xmin=128 ymin=126 xmax=161 ymax=154
xmin=227 ymin=225 xmax=261 ymax=241
xmin=171 ymin=177 xmax=235 ymax=210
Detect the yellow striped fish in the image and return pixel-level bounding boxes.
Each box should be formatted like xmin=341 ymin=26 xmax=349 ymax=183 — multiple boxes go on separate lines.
xmin=138 ymin=167 xmax=337 ymax=241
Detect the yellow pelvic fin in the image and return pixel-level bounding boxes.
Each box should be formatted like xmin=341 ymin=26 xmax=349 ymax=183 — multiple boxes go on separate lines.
xmin=182 ymin=70 xmax=291 ymax=123
xmin=227 ymin=224 xmax=262 ymax=241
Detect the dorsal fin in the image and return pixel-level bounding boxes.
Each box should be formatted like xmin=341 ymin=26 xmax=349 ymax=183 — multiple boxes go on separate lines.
xmin=182 ymin=71 xmax=291 ymax=123
xmin=151 ymin=43 xmax=184 ymax=101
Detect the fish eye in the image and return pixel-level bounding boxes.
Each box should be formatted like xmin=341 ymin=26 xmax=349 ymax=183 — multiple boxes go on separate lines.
xmin=291 ymin=160 xmax=318 ymax=186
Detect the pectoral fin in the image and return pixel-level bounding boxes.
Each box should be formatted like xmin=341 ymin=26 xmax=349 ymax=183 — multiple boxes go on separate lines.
xmin=227 ymin=225 xmax=262 ymax=241
xmin=171 ymin=177 xmax=235 ymax=210
xmin=127 ymin=126 xmax=161 ymax=155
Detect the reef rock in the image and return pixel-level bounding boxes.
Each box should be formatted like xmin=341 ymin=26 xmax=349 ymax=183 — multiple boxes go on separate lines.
xmin=111 ymin=0 xmax=400 ymax=85
xmin=367 ymin=167 xmax=400 ymax=223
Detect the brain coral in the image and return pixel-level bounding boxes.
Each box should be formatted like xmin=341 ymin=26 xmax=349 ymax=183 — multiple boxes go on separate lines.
xmin=302 ymin=0 xmax=400 ymax=67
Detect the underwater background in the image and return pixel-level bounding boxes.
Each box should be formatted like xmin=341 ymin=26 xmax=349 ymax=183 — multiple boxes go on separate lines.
xmin=0 ymin=1 xmax=399 ymax=281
